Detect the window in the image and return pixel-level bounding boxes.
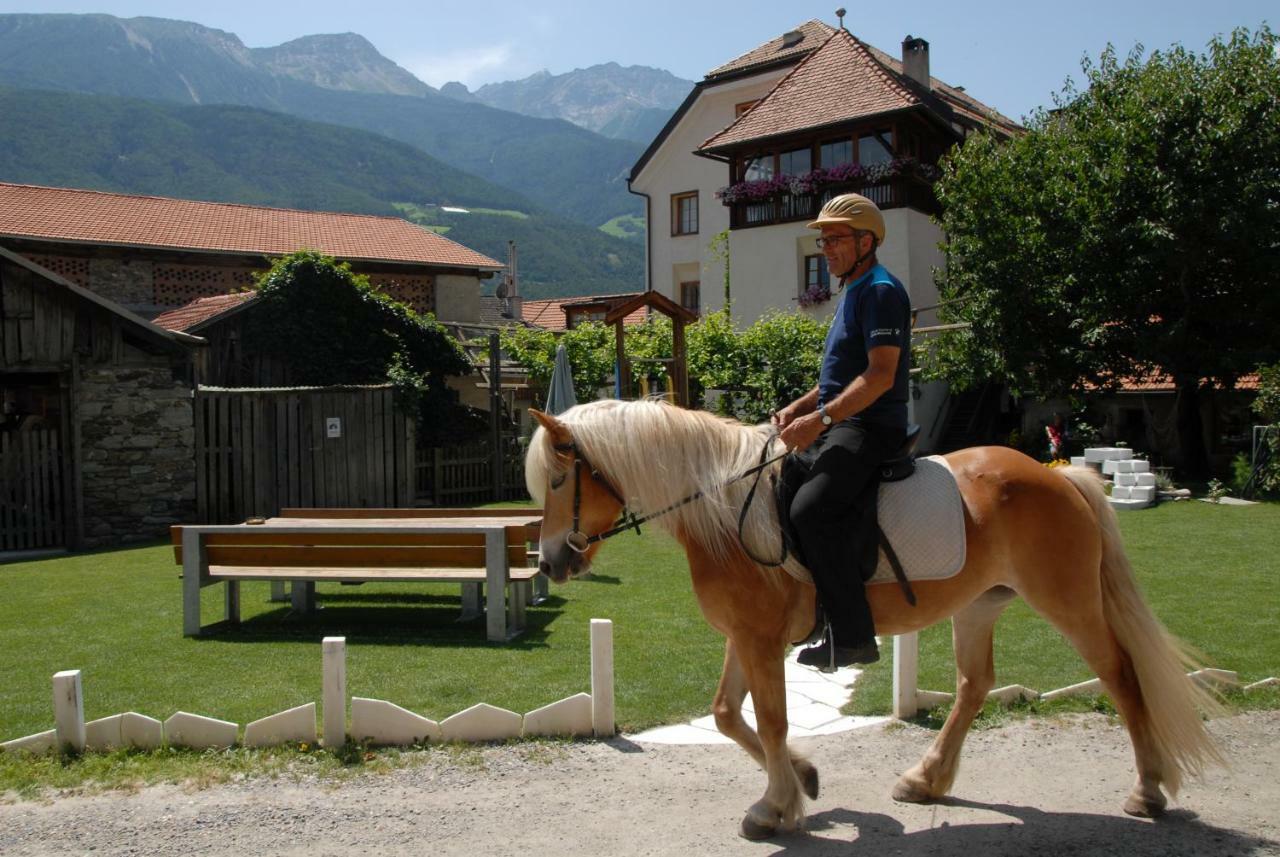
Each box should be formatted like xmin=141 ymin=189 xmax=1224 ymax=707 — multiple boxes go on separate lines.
xmin=779 ymin=147 xmax=811 ymax=176
xmin=567 ymin=309 xmax=606 ymax=329
xmin=803 ymin=255 xmax=830 ymax=295
xmin=671 ymin=191 xmax=698 ymax=236
xmin=679 ymin=281 xmax=701 ymax=314
xmin=734 ymin=99 xmax=759 ymax=117
xmin=742 ymin=154 xmax=774 ymax=182
xmin=820 ymin=139 xmax=853 ymax=167
xmin=858 ymin=130 xmax=894 ymax=165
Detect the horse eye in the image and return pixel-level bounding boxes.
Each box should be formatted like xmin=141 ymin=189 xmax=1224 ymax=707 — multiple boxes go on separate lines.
xmin=550 ymin=474 xmax=566 ymax=490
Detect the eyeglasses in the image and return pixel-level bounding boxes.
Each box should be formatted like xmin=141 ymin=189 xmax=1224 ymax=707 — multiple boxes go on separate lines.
xmin=814 ymin=234 xmax=856 ymax=249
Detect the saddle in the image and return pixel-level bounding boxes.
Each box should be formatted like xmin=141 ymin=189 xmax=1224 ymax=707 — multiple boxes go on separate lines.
xmin=775 ymin=423 xmax=922 ymax=605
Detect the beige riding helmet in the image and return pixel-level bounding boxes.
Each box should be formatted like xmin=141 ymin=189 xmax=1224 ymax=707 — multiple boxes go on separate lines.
xmin=806 ymin=193 xmax=886 ymax=244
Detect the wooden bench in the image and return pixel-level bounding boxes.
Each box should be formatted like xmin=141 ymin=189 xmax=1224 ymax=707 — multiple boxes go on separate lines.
xmin=172 ymin=514 xmax=541 ymax=641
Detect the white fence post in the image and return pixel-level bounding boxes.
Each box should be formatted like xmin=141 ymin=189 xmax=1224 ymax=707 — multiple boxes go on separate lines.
xmin=323 ymin=637 xmax=347 ymax=748
xmin=590 ymin=619 xmax=615 ymax=738
xmin=52 ymin=669 xmax=86 ymax=752
xmin=893 ymin=633 xmax=919 ymax=719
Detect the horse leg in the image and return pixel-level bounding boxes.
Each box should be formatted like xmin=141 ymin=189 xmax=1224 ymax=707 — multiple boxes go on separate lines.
xmin=712 ymin=640 xmax=819 ymax=801
xmin=893 ymin=586 xmax=1014 ymax=803
xmin=732 ymin=635 xmax=807 ymax=840
xmin=1018 ymin=584 xmax=1170 ymax=816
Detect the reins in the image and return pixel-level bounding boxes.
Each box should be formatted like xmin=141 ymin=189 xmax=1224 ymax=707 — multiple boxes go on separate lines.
xmin=553 ymin=434 xmax=788 ymax=558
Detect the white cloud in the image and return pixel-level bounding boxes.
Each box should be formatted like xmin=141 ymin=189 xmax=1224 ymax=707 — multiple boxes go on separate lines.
xmin=403 ymin=43 xmax=526 ymax=89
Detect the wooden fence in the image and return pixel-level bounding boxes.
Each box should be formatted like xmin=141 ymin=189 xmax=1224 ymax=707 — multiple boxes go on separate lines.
xmin=0 ymin=428 xmax=66 ymax=550
xmin=195 ymin=386 xmax=415 ymax=524
xmin=416 ymin=438 xmax=528 ymax=506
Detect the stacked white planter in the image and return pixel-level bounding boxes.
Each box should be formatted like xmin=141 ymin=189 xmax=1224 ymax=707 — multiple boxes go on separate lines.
xmin=1072 ymin=447 xmax=1155 ymax=509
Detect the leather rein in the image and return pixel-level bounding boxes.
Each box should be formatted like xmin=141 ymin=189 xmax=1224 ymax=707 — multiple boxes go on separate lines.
xmin=552 ymin=436 xmax=787 ymax=558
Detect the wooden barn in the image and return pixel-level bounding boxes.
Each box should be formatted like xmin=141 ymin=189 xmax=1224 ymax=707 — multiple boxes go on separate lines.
xmin=0 ymin=247 xmax=200 ymax=553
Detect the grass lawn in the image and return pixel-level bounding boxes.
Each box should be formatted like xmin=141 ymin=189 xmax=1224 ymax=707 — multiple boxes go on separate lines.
xmin=1 ymin=500 xmax=1276 ymax=755
xmin=0 ymin=527 xmax=721 ymax=745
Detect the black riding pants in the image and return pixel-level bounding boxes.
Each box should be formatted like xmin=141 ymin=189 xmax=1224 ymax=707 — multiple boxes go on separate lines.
xmin=788 ymin=419 xmax=906 ymax=646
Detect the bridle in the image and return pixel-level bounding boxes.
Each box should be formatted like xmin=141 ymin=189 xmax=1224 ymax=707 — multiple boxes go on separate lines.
xmin=551 ymin=436 xmax=789 ymax=560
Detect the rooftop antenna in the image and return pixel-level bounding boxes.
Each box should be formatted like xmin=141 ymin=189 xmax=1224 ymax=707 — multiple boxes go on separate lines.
xmin=836 ymin=8 xmax=846 ymax=30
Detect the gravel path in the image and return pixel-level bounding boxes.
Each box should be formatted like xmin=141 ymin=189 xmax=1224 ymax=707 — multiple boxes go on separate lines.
xmin=2 ymin=711 xmax=1277 ymax=856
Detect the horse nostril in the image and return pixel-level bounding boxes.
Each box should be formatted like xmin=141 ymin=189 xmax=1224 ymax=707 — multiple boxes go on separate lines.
xmin=539 ymin=560 xmax=551 ymax=576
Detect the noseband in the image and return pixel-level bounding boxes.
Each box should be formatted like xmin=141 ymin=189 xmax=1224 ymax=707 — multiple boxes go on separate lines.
xmin=553 ymin=441 xmax=641 ymax=553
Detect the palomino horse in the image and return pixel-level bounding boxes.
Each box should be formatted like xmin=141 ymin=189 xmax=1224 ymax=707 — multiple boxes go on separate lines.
xmin=525 ymin=400 xmax=1222 ymax=840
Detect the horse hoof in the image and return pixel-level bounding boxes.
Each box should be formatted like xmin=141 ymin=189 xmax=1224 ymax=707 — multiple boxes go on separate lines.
xmin=1123 ymin=791 xmax=1167 ymax=818
xmin=891 ymin=777 xmax=934 ymax=804
xmin=739 ymin=815 xmax=778 ymax=841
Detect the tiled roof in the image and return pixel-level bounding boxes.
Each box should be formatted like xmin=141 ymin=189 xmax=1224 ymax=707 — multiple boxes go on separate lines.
xmin=521 ymin=293 xmax=649 ymax=331
xmin=0 ymin=182 xmax=503 ymax=270
xmin=1101 ymin=373 xmax=1261 ymax=393
xmin=151 ymin=292 xmax=256 ymax=332
xmin=700 ymin=29 xmax=1018 ymax=153
xmin=705 ymin=20 xmax=835 ymax=80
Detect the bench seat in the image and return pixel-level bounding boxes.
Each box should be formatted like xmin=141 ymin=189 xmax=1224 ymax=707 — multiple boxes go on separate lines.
xmin=207 ymin=566 xmax=540 ymax=583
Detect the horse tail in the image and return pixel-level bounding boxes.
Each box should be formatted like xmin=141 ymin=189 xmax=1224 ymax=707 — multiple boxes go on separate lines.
xmin=1059 ymin=466 xmax=1224 ymax=795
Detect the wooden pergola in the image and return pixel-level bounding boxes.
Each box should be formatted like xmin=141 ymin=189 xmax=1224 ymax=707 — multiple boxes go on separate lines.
xmin=604 ymin=291 xmax=699 ymax=407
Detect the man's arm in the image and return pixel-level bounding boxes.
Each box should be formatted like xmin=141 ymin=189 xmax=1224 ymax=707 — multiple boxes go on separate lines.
xmin=820 ymin=346 xmax=899 ymax=423
xmin=778 ymin=347 xmax=898 ymax=451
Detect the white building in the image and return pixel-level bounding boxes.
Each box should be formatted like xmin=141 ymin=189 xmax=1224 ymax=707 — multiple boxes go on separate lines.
xmin=628 ymin=21 xmax=1019 ymax=450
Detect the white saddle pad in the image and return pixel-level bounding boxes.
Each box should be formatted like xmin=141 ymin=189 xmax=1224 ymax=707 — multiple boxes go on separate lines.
xmin=867 ymin=455 xmax=966 ymax=586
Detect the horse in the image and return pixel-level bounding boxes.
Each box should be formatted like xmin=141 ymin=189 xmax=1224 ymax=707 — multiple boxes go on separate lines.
xmin=524 ymin=399 xmax=1222 ymax=840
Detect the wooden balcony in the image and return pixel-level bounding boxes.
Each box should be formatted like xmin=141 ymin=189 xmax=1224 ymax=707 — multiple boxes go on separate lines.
xmin=728 ymin=176 xmax=940 ymax=230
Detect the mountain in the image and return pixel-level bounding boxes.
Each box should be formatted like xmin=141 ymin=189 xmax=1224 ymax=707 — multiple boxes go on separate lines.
xmin=0 ymin=85 xmax=642 ymax=299
xmin=252 ymin=33 xmax=435 ymax=97
xmin=0 ymin=13 xmax=643 ymax=226
xmin=447 ymin=63 xmax=694 ymax=143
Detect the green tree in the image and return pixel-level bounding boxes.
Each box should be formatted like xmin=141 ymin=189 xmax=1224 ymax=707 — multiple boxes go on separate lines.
xmin=243 ymin=251 xmax=470 ymax=439
xmin=499 ymin=322 xmax=615 ymax=406
xmin=925 ymin=27 xmax=1280 ymax=476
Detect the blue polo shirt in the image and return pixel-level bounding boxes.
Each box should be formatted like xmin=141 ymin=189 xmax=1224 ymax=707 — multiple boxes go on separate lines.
xmin=817 ymin=264 xmax=911 ymax=429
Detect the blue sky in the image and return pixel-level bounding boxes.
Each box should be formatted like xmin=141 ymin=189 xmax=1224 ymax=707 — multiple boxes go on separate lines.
xmin=2 ymin=1 xmax=1273 ymax=120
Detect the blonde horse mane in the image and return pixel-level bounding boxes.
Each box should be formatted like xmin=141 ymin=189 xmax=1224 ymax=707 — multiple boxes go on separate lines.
xmin=526 ymin=399 xmax=802 ymax=579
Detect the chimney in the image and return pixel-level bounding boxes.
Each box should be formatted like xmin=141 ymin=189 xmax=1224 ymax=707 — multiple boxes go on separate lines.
xmin=901 ymin=35 xmax=930 ymax=89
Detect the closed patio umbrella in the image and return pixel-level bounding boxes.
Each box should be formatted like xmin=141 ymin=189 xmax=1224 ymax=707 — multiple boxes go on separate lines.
xmin=545 ymin=343 xmax=578 ymax=415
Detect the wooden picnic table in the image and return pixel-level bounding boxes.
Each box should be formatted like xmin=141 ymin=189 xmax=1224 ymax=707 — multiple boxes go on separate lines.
xmin=174 ymin=509 xmax=544 ymax=642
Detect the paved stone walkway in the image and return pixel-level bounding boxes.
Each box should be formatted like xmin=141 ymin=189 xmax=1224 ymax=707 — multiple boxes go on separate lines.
xmin=630 ymin=648 xmax=888 ymax=744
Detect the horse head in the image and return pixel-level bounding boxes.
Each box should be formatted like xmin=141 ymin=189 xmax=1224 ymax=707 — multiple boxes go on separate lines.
xmin=527 ymin=408 xmax=626 ymax=583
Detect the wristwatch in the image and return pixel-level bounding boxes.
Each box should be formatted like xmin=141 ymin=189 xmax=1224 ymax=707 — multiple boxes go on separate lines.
xmin=818 ymin=403 xmax=833 ymax=426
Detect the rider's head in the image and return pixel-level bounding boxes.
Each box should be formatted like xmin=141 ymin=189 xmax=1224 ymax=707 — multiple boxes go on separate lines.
xmin=806 ymin=193 xmax=885 ymax=279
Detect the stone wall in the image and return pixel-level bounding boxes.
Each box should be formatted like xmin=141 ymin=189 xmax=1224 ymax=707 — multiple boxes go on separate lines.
xmin=77 ymin=363 xmax=195 ymax=547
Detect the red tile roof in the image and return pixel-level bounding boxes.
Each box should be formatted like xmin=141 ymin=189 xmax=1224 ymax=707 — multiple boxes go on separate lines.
xmin=700 ymin=29 xmax=1018 ymax=154
xmin=151 ymin=292 xmax=256 ymax=332
xmin=521 ymin=293 xmax=649 ymax=331
xmin=705 ymin=20 xmax=834 ymax=80
xmin=0 ymin=182 xmax=503 ymax=270
xmin=1100 ymin=373 xmax=1261 ymax=393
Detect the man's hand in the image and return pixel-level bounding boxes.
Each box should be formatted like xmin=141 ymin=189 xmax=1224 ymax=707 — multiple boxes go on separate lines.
xmin=771 ymin=400 xmax=805 ymax=431
xmin=779 ymin=411 xmax=825 ymax=452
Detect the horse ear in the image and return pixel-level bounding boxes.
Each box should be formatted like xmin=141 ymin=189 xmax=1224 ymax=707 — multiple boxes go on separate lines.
xmin=529 ymin=409 xmax=572 ymax=446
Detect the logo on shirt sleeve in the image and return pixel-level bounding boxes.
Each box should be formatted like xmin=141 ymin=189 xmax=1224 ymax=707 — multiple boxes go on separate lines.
xmin=870 ymin=327 xmax=901 ymax=338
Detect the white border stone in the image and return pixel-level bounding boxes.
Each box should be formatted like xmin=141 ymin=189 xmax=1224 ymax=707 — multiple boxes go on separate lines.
xmin=350 ymin=697 xmax=441 ymax=746
xmin=52 ymin=670 xmax=85 ymax=752
xmin=164 ymin=712 xmax=238 ymax=749
xmin=440 ymin=703 xmax=521 ymax=743
xmin=323 ymin=637 xmax=346 ymax=748
xmin=591 ymin=619 xmax=615 ymax=737
xmin=523 ymin=693 xmax=593 ymax=738
xmin=1040 ymin=678 xmax=1104 ymax=701
xmin=1 ymin=729 xmax=56 ymax=754
xmin=244 ymin=703 xmax=317 ymax=748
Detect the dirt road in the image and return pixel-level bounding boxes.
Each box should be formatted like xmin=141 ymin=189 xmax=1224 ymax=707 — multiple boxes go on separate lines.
xmin=2 ymin=711 xmax=1277 ymax=856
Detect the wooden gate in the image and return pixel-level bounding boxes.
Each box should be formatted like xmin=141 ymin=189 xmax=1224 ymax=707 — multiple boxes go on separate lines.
xmin=0 ymin=428 xmax=66 ymax=550
xmin=194 ymin=386 xmax=415 ymax=524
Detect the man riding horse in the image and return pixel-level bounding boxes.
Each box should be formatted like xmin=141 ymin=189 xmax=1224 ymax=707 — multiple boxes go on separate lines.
xmin=773 ymin=192 xmax=911 ymax=670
